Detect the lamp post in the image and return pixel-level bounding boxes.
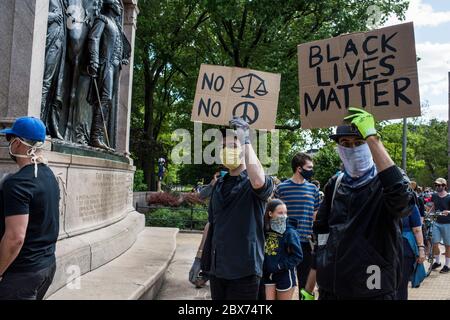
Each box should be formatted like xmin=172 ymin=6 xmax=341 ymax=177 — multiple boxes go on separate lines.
xmin=447 ymin=72 xmax=450 ymax=181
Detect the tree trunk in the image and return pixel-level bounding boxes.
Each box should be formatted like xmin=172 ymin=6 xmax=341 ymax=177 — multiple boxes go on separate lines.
xmin=142 ymin=156 xmax=156 ymax=191
xmin=142 ymin=157 xmax=151 ymax=191
xmin=142 ymin=56 xmax=159 ymax=191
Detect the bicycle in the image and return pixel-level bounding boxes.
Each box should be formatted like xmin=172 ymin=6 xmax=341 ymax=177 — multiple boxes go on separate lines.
xmin=423 ymin=211 xmax=445 ymax=276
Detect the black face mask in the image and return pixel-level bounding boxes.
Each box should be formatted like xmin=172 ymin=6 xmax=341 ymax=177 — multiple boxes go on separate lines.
xmin=436 ymin=186 xmax=445 ymax=193
xmin=300 ymin=168 xmax=314 ymax=181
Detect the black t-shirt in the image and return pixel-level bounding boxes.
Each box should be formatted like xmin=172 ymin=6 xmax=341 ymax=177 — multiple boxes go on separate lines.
xmin=432 ymin=192 xmax=450 ymax=224
xmin=0 ymin=164 xmax=60 ymax=273
xmin=221 ymin=174 xmax=238 ymax=197
xmin=207 ymin=171 xmax=274 ymax=279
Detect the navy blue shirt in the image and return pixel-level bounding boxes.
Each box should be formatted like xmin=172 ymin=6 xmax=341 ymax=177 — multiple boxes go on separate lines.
xmin=402 ymin=205 xmax=422 ymax=258
xmin=208 ymin=171 xmax=273 ymax=280
xmin=264 ymin=227 xmax=303 ymax=274
xmin=401 ymin=205 xmax=422 ymax=232
xmin=0 ymin=164 xmax=60 ymax=273
xmin=274 ymin=179 xmax=319 ymax=243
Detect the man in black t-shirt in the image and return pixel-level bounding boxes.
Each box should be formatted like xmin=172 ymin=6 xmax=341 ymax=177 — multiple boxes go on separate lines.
xmin=195 ymin=118 xmax=273 ymax=300
xmin=0 ymin=117 xmax=60 ymax=300
xmin=430 ymin=178 xmax=450 ymax=274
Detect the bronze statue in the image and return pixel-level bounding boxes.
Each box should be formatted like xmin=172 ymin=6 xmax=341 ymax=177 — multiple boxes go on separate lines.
xmin=87 ymin=0 xmax=129 ymax=150
xmin=40 ymin=0 xmax=130 ymax=152
xmin=41 ymin=0 xmax=67 ymax=140
xmin=64 ymin=0 xmax=97 ymax=142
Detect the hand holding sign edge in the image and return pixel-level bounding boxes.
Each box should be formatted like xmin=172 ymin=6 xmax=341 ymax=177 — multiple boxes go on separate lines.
xmin=344 ymin=107 xmax=378 ymax=139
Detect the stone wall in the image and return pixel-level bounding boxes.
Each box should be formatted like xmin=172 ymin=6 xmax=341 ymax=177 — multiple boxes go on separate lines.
xmin=0 ymin=0 xmax=144 ymax=297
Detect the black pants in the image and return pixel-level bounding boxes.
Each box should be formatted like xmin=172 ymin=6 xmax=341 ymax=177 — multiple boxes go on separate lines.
xmin=0 ymin=263 xmax=56 ymax=300
xmin=397 ymin=255 xmax=415 ymax=300
xmin=318 ymin=288 xmax=396 ymax=300
xmin=257 ymin=280 xmax=266 ymax=300
xmin=210 ymin=275 xmax=261 ymax=300
xmin=296 ymin=241 xmax=312 ymax=298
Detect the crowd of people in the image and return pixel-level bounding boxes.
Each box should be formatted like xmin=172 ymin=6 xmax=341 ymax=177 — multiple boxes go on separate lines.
xmin=189 ymin=108 xmax=450 ymax=300
xmin=0 ymin=109 xmax=448 ymax=301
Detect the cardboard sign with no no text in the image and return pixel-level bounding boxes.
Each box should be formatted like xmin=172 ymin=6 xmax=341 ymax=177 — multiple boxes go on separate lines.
xmin=191 ymin=64 xmax=281 ymax=130
xmin=298 ymin=22 xmax=421 ymax=129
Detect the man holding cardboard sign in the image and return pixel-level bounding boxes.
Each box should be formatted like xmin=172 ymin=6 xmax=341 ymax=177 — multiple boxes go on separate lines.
xmin=197 ymin=117 xmax=274 ymax=300
xmin=298 ymin=22 xmax=420 ymax=129
xmin=313 ymin=107 xmax=414 ymax=300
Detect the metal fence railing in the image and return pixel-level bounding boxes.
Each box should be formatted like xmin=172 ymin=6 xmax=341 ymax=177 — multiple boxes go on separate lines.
xmin=136 ymin=203 xmax=208 ymax=231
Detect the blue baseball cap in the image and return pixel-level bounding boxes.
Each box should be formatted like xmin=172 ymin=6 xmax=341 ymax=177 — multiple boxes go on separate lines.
xmin=0 ymin=117 xmax=46 ymax=142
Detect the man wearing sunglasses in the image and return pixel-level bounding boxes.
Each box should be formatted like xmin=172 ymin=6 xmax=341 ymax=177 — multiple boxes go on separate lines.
xmin=429 ymin=178 xmax=450 ymax=273
xmin=313 ymin=107 xmax=414 ymax=300
xmin=0 ymin=117 xmax=60 ymax=300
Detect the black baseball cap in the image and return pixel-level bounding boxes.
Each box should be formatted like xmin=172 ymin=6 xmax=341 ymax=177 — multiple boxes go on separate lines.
xmin=329 ymin=125 xmax=363 ymax=142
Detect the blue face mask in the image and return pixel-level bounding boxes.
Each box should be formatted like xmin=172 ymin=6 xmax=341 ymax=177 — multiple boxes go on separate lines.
xmin=270 ymin=215 xmax=287 ymax=234
xmin=220 ymin=170 xmax=227 ymax=177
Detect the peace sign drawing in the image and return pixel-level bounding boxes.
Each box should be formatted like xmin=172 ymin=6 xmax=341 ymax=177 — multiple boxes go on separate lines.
xmin=232 ymin=101 xmax=260 ymax=124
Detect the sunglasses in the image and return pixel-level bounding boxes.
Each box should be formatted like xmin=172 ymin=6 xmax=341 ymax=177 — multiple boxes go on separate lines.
xmin=435 ymin=184 xmax=446 ymax=187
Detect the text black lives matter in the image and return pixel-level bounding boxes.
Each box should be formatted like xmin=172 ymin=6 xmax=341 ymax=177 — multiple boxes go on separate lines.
xmin=303 ymin=31 xmax=413 ymax=116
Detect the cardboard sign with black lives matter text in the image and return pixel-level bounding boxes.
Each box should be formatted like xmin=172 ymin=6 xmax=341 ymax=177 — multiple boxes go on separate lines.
xmin=191 ymin=64 xmax=281 ymax=130
xmin=298 ymin=22 xmax=421 ymax=129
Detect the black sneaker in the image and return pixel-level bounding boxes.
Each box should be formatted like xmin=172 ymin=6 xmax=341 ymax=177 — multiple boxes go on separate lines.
xmin=432 ymin=262 xmax=442 ymax=270
xmin=440 ymin=266 xmax=450 ymax=274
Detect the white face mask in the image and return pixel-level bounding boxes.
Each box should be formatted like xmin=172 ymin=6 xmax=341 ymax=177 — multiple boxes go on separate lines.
xmin=9 ymin=138 xmax=46 ymax=178
xmin=337 ymin=143 xmax=374 ymax=179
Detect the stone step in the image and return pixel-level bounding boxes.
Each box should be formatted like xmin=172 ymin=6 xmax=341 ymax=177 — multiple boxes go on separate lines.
xmin=46 ymin=211 xmax=146 ymax=297
xmin=47 ymin=227 xmax=178 ymax=300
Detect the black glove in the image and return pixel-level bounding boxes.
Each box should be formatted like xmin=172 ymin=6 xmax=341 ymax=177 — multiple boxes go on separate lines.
xmin=229 ymin=117 xmax=250 ymax=145
xmin=188 ymin=257 xmax=202 ymax=285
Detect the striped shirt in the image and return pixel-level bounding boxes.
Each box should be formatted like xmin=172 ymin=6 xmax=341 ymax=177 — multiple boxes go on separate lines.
xmin=274 ymin=179 xmax=320 ymax=243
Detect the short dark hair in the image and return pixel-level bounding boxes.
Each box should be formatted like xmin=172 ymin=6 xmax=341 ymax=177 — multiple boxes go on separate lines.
xmin=291 ymin=152 xmax=312 ymax=173
xmin=311 ymin=180 xmax=320 ymax=188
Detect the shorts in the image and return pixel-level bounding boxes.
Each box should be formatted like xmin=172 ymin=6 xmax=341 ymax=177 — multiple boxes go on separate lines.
xmin=432 ymin=223 xmax=450 ymax=246
xmin=263 ymin=269 xmax=296 ymax=291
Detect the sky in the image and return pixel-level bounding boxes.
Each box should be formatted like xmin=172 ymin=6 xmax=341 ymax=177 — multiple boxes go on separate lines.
xmin=384 ymin=0 xmax=450 ymax=121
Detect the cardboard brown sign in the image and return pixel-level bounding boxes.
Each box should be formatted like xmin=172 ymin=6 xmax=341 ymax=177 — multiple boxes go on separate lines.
xmin=191 ymin=64 xmax=281 ymax=129
xmin=298 ymin=22 xmax=421 ymax=129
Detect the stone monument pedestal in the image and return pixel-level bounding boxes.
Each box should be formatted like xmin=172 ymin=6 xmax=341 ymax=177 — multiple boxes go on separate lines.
xmin=0 ymin=0 xmax=176 ymax=299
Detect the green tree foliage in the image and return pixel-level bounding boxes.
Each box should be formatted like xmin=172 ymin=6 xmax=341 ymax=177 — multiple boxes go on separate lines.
xmin=380 ymin=120 xmax=448 ymax=187
xmin=133 ymin=169 xmax=148 ymax=191
xmin=312 ymin=144 xmax=342 ymax=188
xmin=132 ymin=0 xmax=409 ymax=190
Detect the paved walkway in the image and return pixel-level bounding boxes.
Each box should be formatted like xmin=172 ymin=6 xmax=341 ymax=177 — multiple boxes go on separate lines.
xmin=156 ymin=232 xmax=211 ymax=300
xmin=157 ymin=233 xmax=450 ymax=300
xmin=409 ymin=255 xmax=450 ymax=300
